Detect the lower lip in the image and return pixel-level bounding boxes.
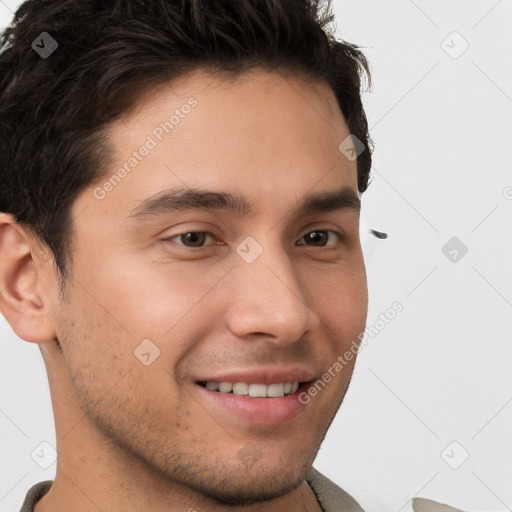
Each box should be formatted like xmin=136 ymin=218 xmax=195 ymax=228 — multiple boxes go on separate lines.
xmin=195 ymin=383 xmax=310 ymax=426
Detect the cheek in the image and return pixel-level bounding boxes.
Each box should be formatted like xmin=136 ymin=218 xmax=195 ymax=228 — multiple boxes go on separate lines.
xmin=54 ymin=274 xmax=150 ymax=398
xmin=55 ymin=301 xmax=183 ymax=423
xmin=304 ymin=260 xmax=368 ymax=336
xmin=56 ymin=303 xmax=128 ymax=386
xmin=342 ymin=267 xmax=368 ymax=328
xmin=77 ymin=250 xmax=231 ymax=342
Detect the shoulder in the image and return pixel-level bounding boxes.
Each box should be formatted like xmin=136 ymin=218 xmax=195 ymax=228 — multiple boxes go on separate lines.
xmin=412 ymin=497 xmax=509 ymax=512
xmin=18 ymin=481 xmax=53 ymax=512
xmin=306 ymin=466 xmax=365 ymax=512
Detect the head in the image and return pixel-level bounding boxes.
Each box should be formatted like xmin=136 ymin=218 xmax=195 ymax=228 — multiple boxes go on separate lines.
xmin=0 ymin=0 xmax=372 ymax=507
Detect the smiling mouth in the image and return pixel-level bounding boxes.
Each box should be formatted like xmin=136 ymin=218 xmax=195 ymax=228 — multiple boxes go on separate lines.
xmin=195 ymin=380 xmax=314 ymax=398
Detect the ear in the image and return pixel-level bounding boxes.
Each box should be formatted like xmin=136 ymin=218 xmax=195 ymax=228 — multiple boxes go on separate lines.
xmin=0 ymin=213 xmax=57 ymax=343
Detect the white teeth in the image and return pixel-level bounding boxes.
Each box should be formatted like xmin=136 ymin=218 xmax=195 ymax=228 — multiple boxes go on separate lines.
xmin=249 ymin=383 xmax=267 ymax=397
xmin=202 ymin=381 xmax=299 ymax=397
xmin=233 ymin=382 xmax=249 ymax=395
xmin=218 ymin=382 xmax=233 ymax=393
xmin=266 ymin=383 xmax=285 ymax=397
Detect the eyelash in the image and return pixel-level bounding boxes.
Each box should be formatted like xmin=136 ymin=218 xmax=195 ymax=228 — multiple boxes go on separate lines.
xmin=162 ymin=230 xmax=344 ymax=249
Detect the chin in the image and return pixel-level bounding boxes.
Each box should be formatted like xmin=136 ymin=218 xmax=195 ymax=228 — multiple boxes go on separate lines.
xmin=183 ymin=466 xmax=305 ymax=507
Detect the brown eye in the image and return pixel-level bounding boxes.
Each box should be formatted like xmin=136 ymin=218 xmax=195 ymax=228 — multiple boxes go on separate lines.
xmin=166 ymin=232 xmax=216 ymax=247
xmin=297 ymin=230 xmax=341 ymax=247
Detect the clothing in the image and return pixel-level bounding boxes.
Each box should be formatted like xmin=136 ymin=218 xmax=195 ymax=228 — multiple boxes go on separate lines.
xmin=18 ymin=480 xmax=52 ymax=512
xmin=19 ymin=467 xmax=364 ymax=512
xmin=412 ymin=498 xmax=467 ymax=512
xmin=306 ymin=467 xmax=364 ymax=512
xmin=412 ymin=498 xmax=507 ymax=512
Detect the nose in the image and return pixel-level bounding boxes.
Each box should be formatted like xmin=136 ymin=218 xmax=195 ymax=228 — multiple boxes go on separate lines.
xmin=225 ymin=241 xmax=320 ymax=345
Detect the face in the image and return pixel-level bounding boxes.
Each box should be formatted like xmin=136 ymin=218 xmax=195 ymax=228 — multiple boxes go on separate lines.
xmin=46 ymin=69 xmax=368 ymax=505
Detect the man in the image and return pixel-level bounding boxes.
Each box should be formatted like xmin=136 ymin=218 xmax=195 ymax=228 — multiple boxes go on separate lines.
xmin=0 ymin=1 xmax=374 ymax=510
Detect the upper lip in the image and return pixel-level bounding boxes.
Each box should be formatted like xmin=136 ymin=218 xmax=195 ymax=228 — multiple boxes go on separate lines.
xmin=193 ymin=367 xmax=316 ymax=385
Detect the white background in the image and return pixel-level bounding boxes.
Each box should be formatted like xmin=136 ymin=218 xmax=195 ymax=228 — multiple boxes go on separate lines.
xmin=1 ymin=1 xmax=512 ymax=511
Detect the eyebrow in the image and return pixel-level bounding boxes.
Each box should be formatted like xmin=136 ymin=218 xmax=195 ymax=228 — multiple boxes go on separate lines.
xmin=126 ymin=185 xmax=360 ymax=221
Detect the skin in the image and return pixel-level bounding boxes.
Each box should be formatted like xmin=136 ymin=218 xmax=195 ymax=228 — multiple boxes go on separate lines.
xmin=0 ymin=68 xmax=368 ymax=512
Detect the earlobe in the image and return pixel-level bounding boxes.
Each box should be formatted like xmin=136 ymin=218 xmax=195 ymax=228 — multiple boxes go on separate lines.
xmin=0 ymin=214 xmax=57 ymax=344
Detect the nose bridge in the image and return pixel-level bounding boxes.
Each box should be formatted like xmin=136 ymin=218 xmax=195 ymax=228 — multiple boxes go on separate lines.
xmin=226 ymin=235 xmax=317 ymax=342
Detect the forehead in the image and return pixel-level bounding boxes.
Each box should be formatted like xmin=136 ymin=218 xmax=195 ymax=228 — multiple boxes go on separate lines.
xmin=75 ymin=68 xmax=358 ymax=226
xmin=116 ymin=67 xmax=343 ymax=127
xmin=107 ymin=68 xmax=350 ymax=162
